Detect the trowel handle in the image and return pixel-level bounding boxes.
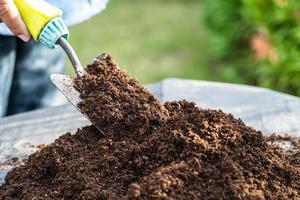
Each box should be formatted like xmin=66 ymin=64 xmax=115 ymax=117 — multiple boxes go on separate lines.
xmin=14 ymin=0 xmax=62 ymax=41
xmin=14 ymin=0 xmax=69 ymax=49
xmin=13 ymin=0 xmax=83 ymax=76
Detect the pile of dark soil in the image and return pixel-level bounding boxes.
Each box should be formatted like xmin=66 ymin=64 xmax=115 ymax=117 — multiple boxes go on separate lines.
xmin=0 ymin=54 xmax=300 ymax=199
xmin=74 ymin=54 xmax=169 ymax=139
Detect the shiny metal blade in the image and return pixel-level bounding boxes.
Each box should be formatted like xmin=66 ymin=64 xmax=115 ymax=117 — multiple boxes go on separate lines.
xmin=50 ymin=73 xmax=107 ymax=137
xmin=50 ymin=74 xmax=82 ymax=106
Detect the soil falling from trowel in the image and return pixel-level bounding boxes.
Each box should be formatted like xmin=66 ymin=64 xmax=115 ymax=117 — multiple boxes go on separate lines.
xmin=0 ymin=54 xmax=300 ymax=200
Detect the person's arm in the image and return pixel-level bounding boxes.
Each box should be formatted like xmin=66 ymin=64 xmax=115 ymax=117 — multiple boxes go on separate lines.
xmin=0 ymin=0 xmax=30 ymax=41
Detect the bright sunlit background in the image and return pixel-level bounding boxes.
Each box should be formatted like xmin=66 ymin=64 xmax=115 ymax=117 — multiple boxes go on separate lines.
xmin=68 ymin=0 xmax=300 ymax=96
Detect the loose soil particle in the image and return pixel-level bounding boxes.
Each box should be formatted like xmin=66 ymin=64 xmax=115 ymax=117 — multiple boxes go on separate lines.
xmin=0 ymin=54 xmax=300 ymax=200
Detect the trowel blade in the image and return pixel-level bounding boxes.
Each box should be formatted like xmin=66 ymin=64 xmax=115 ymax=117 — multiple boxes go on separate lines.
xmin=50 ymin=74 xmax=106 ymax=137
xmin=50 ymin=74 xmax=82 ymax=107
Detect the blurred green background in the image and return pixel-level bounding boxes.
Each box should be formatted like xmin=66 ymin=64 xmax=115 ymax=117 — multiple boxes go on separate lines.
xmin=69 ymin=0 xmax=214 ymax=83
xmin=68 ymin=0 xmax=300 ymax=96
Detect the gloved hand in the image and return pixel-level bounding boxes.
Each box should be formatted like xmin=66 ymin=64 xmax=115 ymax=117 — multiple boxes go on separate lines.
xmin=0 ymin=0 xmax=30 ymax=41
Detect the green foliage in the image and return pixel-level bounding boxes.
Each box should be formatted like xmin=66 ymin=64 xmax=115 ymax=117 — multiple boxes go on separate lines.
xmin=203 ymin=0 xmax=300 ymax=95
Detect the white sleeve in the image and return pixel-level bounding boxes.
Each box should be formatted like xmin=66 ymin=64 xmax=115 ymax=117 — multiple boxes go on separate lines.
xmin=50 ymin=0 xmax=109 ymax=27
xmin=0 ymin=24 xmax=14 ymax=36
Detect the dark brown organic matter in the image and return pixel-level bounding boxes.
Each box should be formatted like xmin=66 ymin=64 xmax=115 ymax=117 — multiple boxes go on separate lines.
xmin=0 ymin=54 xmax=300 ymax=200
xmin=74 ymin=54 xmax=169 ymax=139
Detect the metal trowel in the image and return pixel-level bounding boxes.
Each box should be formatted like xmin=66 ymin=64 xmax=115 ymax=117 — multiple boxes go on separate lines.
xmin=15 ymin=0 xmax=103 ymax=133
